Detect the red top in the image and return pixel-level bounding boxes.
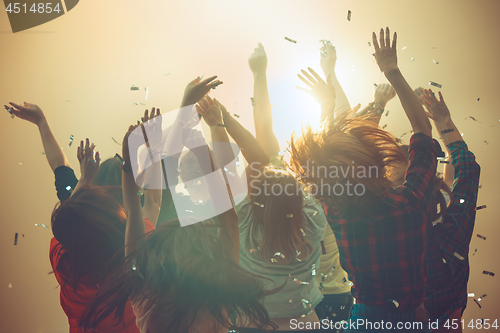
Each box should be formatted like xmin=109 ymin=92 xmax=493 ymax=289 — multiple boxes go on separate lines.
xmin=49 ymin=219 xmax=156 ymax=333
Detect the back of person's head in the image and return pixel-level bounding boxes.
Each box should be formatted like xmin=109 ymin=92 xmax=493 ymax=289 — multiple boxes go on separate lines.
xmin=81 ymin=219 xmax=275 ymax=332
xmin=92 ymin=157 xmax=122 ymax=186
xmin=51 ymin=185 xmax=126 ymax=290
xmin=249 ymin=167 xmax=313 ymax=264
xmin=290 ymin=112 xmax=408 ymax=212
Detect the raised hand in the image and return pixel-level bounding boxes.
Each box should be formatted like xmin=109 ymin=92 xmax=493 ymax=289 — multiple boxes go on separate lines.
xmin=422 ymin=89 xmax=451 ymax=124
xmin=320 ymin=43 xmax=337 ymax=75
xmin=372 ymin=27 xmax=398 ymax=73
xmin=373 ymin=83 xmax=396 ymax=108
xmin=296 ymin=67 xmax=336 ymax=106
xmin=181 ymin=76 xmax=222 ymax=107
xmin=77 ymin=138 xmax=100 ymax=182
xmin=414 ymin=87 xmax=425 ymax=105
xmin=196 ymin=96 xmax=223 ymax=128
xmin=6 ymin=102 xmax=45 ymax=126
xmin=248 ymin=43 xmax=267 ymax=75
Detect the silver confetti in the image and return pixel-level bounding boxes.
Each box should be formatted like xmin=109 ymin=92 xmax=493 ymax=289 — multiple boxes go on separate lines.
xmin=8 ymin=283 xmax=12 ymax=289
xmin=65 ymin=186 xmax=73 ymax=193
xmin=131 ymin=259 xmax=137 ymax=271
xmin=300 ymin=228 xmax=306 ymax=236
xmin=68 ymin=135 xmax=74 ymax=147
xmin=223 ymin=167 xmax=235 ymax=177
xmin=411 ymin=58 xmax=415 ymax=61
xmin=289 ymin=274 xmax=309 ymax=285
xmin=477 ymin=294 xmax=487 ymax=302
xmin=274 ymin=252 xmax=285 ymax=259
xmin=254 ymin=202 xmax=264 ymax=208
xmin=482 ymin=270 xmax=494 ymax=277
xmin=433 ymin=59 xmax=439 ymax=65
xmin=35 ymin=224 xmax=49 ymax=228
xmin=131 ymin=85 xmax=139 ymax=91
xmin=468 ymin=293 xmax=475 ymax=297
xmin=477 ymin=234 xmax=486 ymax=240
xmin=111 ymin=137 xmax=122 ymax=145
xmin=429 ymin=81 xmax=442 ymax=88
xmin=285 ymin=37 xmax=297 ymax=44
xmin=347 ymin=10 xmax=351 ymax=21
xmin=250 ymin=97 xmax=255 ymax=107
xmin=453 ymin=252 xmax=465 ymax=260
xmin=271 ymin=258 xmax=278 ymax=263
xmin=145 ymin=87 xmax=149 ymax=99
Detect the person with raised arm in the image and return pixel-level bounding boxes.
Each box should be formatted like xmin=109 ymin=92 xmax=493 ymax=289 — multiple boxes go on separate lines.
xmin=422 ymin=89 xmax=480 ymax=332
xmin=290 ymin=28 xmax=435 ymax=332
xmin=201 ymin=99 xmax=327 ymax=332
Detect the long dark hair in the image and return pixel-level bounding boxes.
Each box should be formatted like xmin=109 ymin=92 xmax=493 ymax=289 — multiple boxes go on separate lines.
xmin=80 ymin=220 xmax=276 ymax=333
xmin=249 ymin=167 xmax=313 ymax=264
xmin=51 ymin=185 xmax=126 ymax=292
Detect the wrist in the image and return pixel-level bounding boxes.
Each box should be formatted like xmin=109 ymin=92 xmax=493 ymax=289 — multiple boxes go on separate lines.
xmin=37 ymin=116 xmax=48 ymax=128
xmin=434 ymin=118 xmax=454 ymax=129
xmin=373 ymin=101 xmax=387 ymax=109
xmin=252 ymin=72 xmax=267 ymax=80
xmin=384 ymin=67 xmax=401 ymax=78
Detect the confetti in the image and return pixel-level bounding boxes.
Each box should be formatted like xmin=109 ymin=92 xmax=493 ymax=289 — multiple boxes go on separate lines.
xmin=319 ymin=282 xmax=324 ymax=290
xmin=254 ymin=202 xmax=264 ymax=208
xmin=313 ymin=211 xmax=318 ymax=216
xmin=145 ymin=87 xmax=149 ymax=99
xmin=402 ymin=46 xmax=407 ymax=50
xmin=164 ymin=73 xmax=171 ymax=76
xmin=473 ymin=299 xmax=482 ymax=309
xmin=433 ymin=59 xmax=439 ymax=65
xmin=477 ymin=98 xmax=480 ymax=101
xmin=274 ymin=252 xmax=285 ymax=259
xmin=233 ymin=114 xmax=240 ymax=118
xmin=131 ymin=85 xmax=139 ymax=91
xmin=8 ymin=283 xmax=12 ymax=289
xmin=111 ymin=137 xmax=122 ymax=145
xmin=351 ymin=65 xmax=356 ymax=71
xmin=320 ymin=240 xmax=326 ymax=254
xmin=14 ymin=233 xmax=18 ymax=245
xmin=368 ymin=41 xmax=371 ymax=46
xmin=35 ymin=224 xmax=49 ymax=228
xmin=300 ymin=228 xmax=306 ymax=236
xmin=18 ymin=162 xmax=23 ymax=165
xmin=473 ymin=248 xmax=477 ymax=256
xmin=250 ymin=97 xmax=255 ymax=107
xmin=439 ymin=160 xmax=450 ymax=164
xmin=68 ymin=135 xmax=74 ymax=147
xmin=482 ymin=270 xmax=495 ymax=277
xmin=442 ymin=258 xmax=446 ymax=264
xmin=212 ymin=82 xmax=222 ymax=90
xmin=285 ymin=37 xmax=297 ymax=44
xmin=134 ymin=103 xmax=146 ymax=106
xmin=382 ymin=124 xmax=387 ymax=129
xmin=271 ymin=258 xmax=278 ymax=263
xmin=390 ymin=300 xmax=400 ymax=308
xmin=289 ymin=274 xmax=309 ymax=285
xmin=286 ymin=214 xmax=293 ymax=218
xmin=347 ymin=10 xmax=351 ymax=21
xmin=311 ymin=264 xmax=316 ymax=276
xmin=411 ymin=58 xmax=415 ymax=61
xmin=374 ymin=83 xmax=378 ymax=87
xmin=250 ymin=248 xmax=255 ymax=253
xmin=453 ymin=252 xmax=465 ymax=260
xmin=459 ymin=199 xmax=465 ymax=203
xmin=476 ymin=205 xmax=486 ymax=210
xmin=385 ymin=110 xmax=390 ymax=117
xmin=477 ymin=234 xmax=486 ymax=240
xmin=484 ymin=141 xmax=489 ymax=145
xmin=468 ymin=293 xmax=475 ymax=297
xmin=477 ymin=294 xmax=487 ymax=302
xmin=131 ymin=259 xmax=137 ymax=271
xmin=429 ymin=81 xmax=442 ymax=88
xmin=289 ymin=299 xmax=293 ymax=303
xmin=65 ymin=186 xmax=73 ymax=194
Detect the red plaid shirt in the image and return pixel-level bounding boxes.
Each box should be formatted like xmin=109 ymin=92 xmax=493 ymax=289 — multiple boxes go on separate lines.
xmin=323 ymin=133 xmax=437 ymax=311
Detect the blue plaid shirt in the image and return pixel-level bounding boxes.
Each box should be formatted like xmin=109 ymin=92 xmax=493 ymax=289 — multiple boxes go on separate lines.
xmin=424 ymin=141 xmax=480 ymax=324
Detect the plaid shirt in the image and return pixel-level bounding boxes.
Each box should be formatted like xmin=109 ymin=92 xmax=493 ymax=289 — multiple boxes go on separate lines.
xmin=323 ymin=133 xmax=436 ymax=311
xmin=424 ymin=141 xmax=480 ymax=323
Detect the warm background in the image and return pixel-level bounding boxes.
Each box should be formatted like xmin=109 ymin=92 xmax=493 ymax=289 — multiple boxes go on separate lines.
xmin=0 ymin=0 xmax=499 ymax=332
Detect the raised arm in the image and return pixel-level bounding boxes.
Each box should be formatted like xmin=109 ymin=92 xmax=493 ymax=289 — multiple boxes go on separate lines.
xmin=296 ymin=67 xmax=336 ymax=121
xmin=319 ymin=43 xmax=351 ymax=119
xmin=248 ymin=43 xmax=280 ymax=157
xmin=8 ymin=102 xmax=70 ymax=171
xmin=421 ymin=89 xmax=457 ymax=187
xmin=122 ymin=124 xmax=145 ymax=257
xmin=72 ymin=138 xmax=101 ymax=194
xmin=372 ymin=28 xmax=432 ymax=137
xmin=353 ymin=83 xmax=396 ymax=125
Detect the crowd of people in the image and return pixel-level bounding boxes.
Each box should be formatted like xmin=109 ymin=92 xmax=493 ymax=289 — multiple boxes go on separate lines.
xmin=6 ymin=27 xmax=480 ymax=333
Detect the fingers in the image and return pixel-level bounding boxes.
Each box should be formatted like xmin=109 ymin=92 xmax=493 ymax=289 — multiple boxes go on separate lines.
xmin=385 ymin=27 xmax=390 ymax=48
xmin=308 ymin=68 xmax=326 ymax=84
xmin=438 ymin=91 xmax=444 ymax=103
xmin=199 ymin=75 xmax=218 ymax=86
xmin=295 ymin=86 xmax=312 ymax=94
xmin=372 ymin=32 xmax=380 ymax=53
xmin=379 ymin=28 xmax=384 ymax=48
xmin=95 ymin=151 xmax=101 ymax=165
xmin=156 ymin=107 xmax=160 ymax=117
xmin=143 ymin=109 xmax=149 ymax=122
xmin=392 ymin=32 xmax=397 ymax=49
xmin=298 ymin=73 xmax=314 ymax=88
xmin=301 ymin=69 xmax=318 ymax=85
xmin=149 ymin=107 xmax=155 ymax=120
xmin=9 ymin=102 xmax=25 ymax=111
xmin=424 ymin=110 xmax=434 ymax=120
